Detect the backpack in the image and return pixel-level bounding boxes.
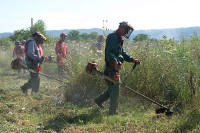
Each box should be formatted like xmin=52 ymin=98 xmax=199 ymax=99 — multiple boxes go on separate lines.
xmin=16 ymin=45 xmax=23 ymax=55
xmin=24 ymin=39 xmax=34 ymax=62
xmin=24 ymin=39 xmax=32 ymax=57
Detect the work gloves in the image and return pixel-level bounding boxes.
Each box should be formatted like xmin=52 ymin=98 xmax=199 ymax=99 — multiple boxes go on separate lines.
xmin=112 ymin=61 xmax=122 ymax=71
xmin=113 ymin=58 xmax=140 ymax=72
xmin=38 ymin=56 xmax=44 ymax=64
xmin=132 ymin=58 xmax=141 ymax=65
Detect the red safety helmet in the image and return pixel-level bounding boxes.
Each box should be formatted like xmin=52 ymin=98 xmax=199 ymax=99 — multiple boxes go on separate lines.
xmin=60 ymin=32 xmax=68 ymax=37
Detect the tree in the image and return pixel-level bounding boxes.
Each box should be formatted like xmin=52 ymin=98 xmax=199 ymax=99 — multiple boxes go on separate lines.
xmin=133 ymin=34 xmax=148 ymax=42
xmin=89 ymin=32 xmax=98 ymax=40
xmin=10 ymin=20 xmax=49 ymax=42
xmin=81 ymin=33 xmax=90 ymax=40
xmin=0 ymin=38 xmax=13 ymax=48
xmin=10 ymin=29 xmax=31 ymax=42
xmin=30 ymin=20 xmax=46 ymax=36
xmin=68 ymin=30 xmax=81 ymax=41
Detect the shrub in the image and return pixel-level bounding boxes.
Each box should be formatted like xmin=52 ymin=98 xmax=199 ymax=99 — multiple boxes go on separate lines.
xmin=0 ymin=38 xmax=13 ymax=48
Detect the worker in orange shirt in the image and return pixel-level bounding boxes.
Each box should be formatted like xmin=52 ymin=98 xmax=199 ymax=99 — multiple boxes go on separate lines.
xmin=55 ymin=33 xmax=68 ymax=76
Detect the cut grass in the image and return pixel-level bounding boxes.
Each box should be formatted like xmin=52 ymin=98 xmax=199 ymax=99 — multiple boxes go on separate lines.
xmin=1 ymin=67 xmax=200 ymax=133
xmin=1 ymin=38 xmax=200 ymax=132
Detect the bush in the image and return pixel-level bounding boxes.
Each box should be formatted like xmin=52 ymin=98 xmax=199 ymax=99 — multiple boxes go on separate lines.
xmin=0 ymin=38 xmax=13 ymax=48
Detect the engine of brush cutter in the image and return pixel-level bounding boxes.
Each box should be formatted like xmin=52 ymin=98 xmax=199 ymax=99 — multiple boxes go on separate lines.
xmin=11 ymin=58 xmax=21 ymax=70
xmin=86 ymin=62 xmax=98 ymax=74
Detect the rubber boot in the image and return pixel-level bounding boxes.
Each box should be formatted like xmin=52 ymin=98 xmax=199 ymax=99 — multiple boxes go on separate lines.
xmin=94 ymin=97 xmax=104 ymax=109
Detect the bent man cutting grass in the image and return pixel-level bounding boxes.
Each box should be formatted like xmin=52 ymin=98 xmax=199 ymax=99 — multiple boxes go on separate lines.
xmin=94 ymin=21 xmax=140 ymax=115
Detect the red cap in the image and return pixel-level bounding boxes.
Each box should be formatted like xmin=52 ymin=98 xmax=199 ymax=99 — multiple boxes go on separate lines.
xmin=60 ymin=32 xmax=68 ymax=37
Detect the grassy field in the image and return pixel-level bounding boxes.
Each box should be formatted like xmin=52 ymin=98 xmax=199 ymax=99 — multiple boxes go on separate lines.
xmin=0 ymin=36 xmax=200 ymax=132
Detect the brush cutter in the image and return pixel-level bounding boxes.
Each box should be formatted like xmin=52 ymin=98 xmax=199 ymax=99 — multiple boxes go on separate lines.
xmin=86 ymin=62 xmax=173 ymax=116
xmin=45 ymin=56 xmax=66 ymax=66
xmin=45 ymin=56 xmax=71 ymax=73
xmin=11 ymin=58 xmax=69 ymax=83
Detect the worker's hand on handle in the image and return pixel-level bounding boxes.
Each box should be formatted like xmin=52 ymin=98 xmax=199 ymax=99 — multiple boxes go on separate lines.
xmin=44 ymin=56 xmax=48 ymax=61
xmin=113 ymin=61 xmax=122 ymax=71
xmin=38 ymin=56 xmax=44 ymax=64
xmin=132 ymin=58 xmax=141 ymax=65
xmin=57 ymin=53 xmax=61 ymax=59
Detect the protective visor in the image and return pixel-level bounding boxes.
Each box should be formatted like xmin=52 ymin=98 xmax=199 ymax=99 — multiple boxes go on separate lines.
xmin=124 ymin=27 xmax=134 ymax=39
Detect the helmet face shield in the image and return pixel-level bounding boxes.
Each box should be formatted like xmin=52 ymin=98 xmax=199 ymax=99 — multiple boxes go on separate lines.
xmin=36 ymin=35 xmax=46 ymax=44
xmin=40 ymin=38 xmax=45 ymax=44
xmin=124 ymin=28 xmax=133 ymax=39
xmin=119 ymin=21 xmax=134 ymax=39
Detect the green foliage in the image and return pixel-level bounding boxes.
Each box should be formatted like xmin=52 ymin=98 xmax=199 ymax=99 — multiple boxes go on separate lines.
xmin=30 ymin=20 xmax=46 ymax=36
xmin=1 ymin=31 xmax=200 ymax=132
xmin=9 ymin=29 xmax=31 ymax=42
xmin=81 ymin=33 xmax=90 ymax=40
xmin=89 ymin=32 xmax=98 ymax=40
xmin=0 ymin=38 xmax=13 ymax=48
xmin=9 ymin=19 xmax=100 ymax=43
xmin=9 ymin=20 xmax=48 ymax=42
xmin=68 ymin=30 xmax=81 ymax=41
xmin=45 ymin=35 xmax=58 ymax=44
xmin=160 ymin=35 xmax=175 ymax=51
xmin=133 ymin=34 xmax=149 ymax=42
xmin=149 ymin=38 xmax=158 ymax=42
xmin=68 ymin=31 xmax=99 ymax=41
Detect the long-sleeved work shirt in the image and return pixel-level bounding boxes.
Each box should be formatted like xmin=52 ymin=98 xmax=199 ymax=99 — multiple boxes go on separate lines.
xmin=25 ymin=38 xmax=43 ymax=62
xmin=105 ymin=31 xmax=133 ymax=67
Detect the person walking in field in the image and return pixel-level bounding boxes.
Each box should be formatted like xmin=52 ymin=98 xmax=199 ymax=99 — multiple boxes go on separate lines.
xmin=89 ymin=35 xmax=106 ymax=56
xmin=20 ymin=32 xmax=46 ymax=94
xmin=55 ymin=32 xmax=68 ymax=76
xmin=21 ymin=40 xmax=26 ymax=46
xmin=13 ymin=41 xmax=26 ymax=73
xmin=94 ymin=21 xmax=140 ymax=115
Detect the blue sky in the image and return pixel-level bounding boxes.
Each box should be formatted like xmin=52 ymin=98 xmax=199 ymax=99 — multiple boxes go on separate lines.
xmin=0 ymin=0 xmax=200 ymax=33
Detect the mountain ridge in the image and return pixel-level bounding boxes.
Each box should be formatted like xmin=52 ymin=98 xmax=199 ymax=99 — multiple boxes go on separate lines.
xmin=1 ymin=26 xmax=200 ymax=40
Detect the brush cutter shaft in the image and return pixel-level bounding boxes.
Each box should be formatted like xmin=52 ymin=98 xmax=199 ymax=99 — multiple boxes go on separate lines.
xmin=38 ymin=71 xmax=64 ymax=82
xmin=123 ymin=85 xmax=168 ymax=109
xmin=95 ymin=70 xmax=118 ymax=84
xmin=94 ymin=69 xmax=168 ymax=109
xmin=19 ymin=62 xmax=65 ymax=83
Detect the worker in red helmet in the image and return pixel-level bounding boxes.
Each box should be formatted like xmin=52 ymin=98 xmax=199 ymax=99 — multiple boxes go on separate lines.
xmin=55 ymin=32 xmax=68 ymax=76
xmin=13 ymin=41 xmax=26 ymax=73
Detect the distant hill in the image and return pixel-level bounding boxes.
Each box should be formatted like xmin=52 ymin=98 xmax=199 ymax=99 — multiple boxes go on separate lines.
xmin=46 ymin=28 xmax=104 ymax=37
xmin=0 ymin=32 xmax=13 ymax=38
xmin=132 ymin=27 xmax=200 ymax=41
xmin=1 ymin=27 xmax=200 ymax=41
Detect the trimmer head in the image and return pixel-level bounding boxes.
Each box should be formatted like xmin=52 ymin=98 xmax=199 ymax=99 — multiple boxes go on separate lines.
xmin=11 ymin=58 xmax=21 ymax=70
xmin=155 ymin=107 xmax=173 ymax=116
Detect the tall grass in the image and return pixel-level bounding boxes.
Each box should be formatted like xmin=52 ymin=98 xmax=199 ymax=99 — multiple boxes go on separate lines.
xmin=1 ymin=34 xmax=200 ymax=132
xmin=0 ymin=34 xmax=200 ymax=109
xmin=67 ymin=34 xmax=200 ymax=109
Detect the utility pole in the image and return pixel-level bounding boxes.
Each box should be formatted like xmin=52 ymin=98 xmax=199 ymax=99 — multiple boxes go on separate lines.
xmin=102 ymin=20 xmax=108 ymax=36
xmin=31 ymin=18 xmax=33 ymax=27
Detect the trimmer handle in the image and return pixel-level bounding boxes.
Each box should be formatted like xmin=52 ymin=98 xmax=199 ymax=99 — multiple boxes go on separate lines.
xmin=120 ymin=62 xmax=137 ymax=77
xmin=118 ymin=61 xmax=122 ymax=66
xmin=132 ymin=62 xmax=137 ymax=70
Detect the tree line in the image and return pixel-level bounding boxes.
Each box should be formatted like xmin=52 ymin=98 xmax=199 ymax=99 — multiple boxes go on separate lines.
xmin=0 ymin=19 xmax=154 ymax=48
